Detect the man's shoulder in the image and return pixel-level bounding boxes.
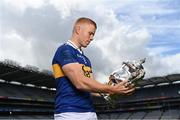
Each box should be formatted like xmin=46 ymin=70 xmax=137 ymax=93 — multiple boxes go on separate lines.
xmin=57 ymin=43 xmax=74 ymax=52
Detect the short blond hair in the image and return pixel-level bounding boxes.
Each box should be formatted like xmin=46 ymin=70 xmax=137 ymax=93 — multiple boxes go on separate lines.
xmin=73 ymin=17 xmax=97 ymax=33
xmin=75 ymin=17 xmax=97 ymax=28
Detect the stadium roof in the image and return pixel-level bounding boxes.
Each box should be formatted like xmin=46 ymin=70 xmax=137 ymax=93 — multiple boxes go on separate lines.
xmin=0 ymin=59 xmax=180 ymax=88
xmin=0 ymin=59 xmax=55 ymax=88
xmin=136 ymin=74 xmax=180 ymax=88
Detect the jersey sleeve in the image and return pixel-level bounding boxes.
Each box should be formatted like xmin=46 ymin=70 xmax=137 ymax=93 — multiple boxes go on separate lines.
xmin=55 ymin=46 xmax=78 ymax=67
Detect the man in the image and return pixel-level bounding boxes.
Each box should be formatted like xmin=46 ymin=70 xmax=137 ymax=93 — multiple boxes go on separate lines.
xmin=52 ymin=17 xmax=135 ymax=120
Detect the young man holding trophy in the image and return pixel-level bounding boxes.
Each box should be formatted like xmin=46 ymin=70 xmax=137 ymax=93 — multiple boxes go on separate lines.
xmin=52 ymin=17 xmax=145 ymax=120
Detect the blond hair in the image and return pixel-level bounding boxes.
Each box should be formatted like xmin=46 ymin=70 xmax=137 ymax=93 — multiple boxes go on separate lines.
xmin=73 ymin=17 xmax=97 ymax=33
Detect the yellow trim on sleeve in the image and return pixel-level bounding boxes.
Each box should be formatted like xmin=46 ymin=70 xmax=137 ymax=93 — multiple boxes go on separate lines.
xmin=52 ymin=64 xmax=65 ymax=78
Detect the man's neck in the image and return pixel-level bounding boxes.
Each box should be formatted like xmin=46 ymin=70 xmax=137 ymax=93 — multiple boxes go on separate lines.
xmin=67 ymin=39 xmax=83 ymax=54
xmin=70 ymin=38 xmax=81 ymax=49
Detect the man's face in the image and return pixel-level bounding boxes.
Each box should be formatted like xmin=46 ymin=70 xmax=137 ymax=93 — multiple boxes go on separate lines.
xmin=78 ymin=23 xmax=96 ymax=48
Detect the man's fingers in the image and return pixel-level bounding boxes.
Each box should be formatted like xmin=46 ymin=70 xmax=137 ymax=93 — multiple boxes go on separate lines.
xmin=122 ymin=87 xmax=135 ymax=95
xmin=126 ymin=83 xmax=135 ymax=88
xmin=119 ymin=80 xmax=134 ymax=88
xmin=116 ymin=82 xmax=136 ymax=95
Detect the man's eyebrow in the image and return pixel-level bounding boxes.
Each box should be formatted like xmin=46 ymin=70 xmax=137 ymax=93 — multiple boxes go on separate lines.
xmin=89 ymin=32 xmax=95 ymax=35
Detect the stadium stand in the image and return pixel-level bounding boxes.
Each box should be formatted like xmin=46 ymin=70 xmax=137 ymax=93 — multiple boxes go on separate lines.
xmin=0 ymin=59 xmax=180 ymax=119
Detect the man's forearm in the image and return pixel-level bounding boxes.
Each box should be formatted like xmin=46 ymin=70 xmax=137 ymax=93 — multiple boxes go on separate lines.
xmin=77 ymin=75 xmax=120 ymax=95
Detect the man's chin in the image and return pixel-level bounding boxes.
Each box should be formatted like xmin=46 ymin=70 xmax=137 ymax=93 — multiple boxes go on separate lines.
xmin=82 ymin=46 xmax=88 ymax=48
xmin=82 ymin=44 xmax=88 ymax=48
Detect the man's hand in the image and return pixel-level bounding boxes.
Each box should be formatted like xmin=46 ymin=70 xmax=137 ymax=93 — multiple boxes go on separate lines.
xmin=113 ymin=80 xmax=135 ymax=95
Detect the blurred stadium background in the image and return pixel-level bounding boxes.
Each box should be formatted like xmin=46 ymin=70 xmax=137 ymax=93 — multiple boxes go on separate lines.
xmin=0 ymin=59 xmax=179 ymax=120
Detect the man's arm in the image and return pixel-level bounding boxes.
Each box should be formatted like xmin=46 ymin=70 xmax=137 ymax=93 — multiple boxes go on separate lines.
xmin=62 ymin=63 xmax=135 ymax=95
xmin=90 ymin=73 xmax=101 ymax=97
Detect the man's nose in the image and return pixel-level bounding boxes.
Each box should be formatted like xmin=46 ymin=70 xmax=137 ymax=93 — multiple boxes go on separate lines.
xmin=90 ymin=35 xmax=94 ymax=41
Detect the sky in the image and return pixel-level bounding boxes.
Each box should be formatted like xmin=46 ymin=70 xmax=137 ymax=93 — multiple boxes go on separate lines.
xmin=0 ymin=0 xmax=180 ymax=83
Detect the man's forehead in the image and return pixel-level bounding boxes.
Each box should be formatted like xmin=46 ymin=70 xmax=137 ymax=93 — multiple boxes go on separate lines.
xmin=77 ymin=22 xmax=95 ymax=27
xmin=80 ymin=23 xmax=96 ymax=31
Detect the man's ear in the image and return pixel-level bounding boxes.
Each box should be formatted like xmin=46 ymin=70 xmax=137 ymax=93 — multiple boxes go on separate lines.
xmin=75 ymin=25 xmax=81 ymax=35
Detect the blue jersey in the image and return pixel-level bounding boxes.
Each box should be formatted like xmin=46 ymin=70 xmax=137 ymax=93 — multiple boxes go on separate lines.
xmin=52 ymin=42 xmax=95 ymax=114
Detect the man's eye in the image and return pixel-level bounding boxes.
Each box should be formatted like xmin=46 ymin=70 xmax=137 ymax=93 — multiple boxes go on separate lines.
xmin=89 ymin=33 xmax=94 ymax=36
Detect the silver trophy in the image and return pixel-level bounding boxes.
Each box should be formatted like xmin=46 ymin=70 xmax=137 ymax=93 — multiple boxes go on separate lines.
xmin=100 ymin=58 xmax=146 ymax=104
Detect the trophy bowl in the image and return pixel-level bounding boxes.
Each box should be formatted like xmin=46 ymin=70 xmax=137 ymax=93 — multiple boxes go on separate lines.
xmin=100 ymin=58 xmax=146 ymax=105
